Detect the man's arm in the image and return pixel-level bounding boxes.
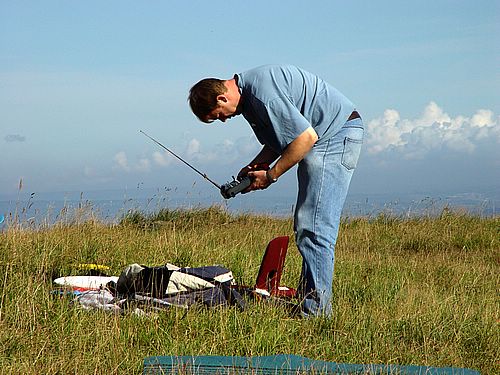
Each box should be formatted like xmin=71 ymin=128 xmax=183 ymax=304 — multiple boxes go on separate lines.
xmin=248 ymin=126 xmax=318 ymax=190
xmin=249 ymin=145 xmax=281 ymax=166
xmin=237 ymin=145 xmax=280 ymax=180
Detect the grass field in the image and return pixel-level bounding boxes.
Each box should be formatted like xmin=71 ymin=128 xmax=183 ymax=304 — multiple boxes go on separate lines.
xmin=0 ymin=206 xmax=498 ymax=374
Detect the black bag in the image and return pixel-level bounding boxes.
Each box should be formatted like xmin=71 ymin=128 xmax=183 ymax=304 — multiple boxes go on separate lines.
xmin=115 ymin=263 xmax=245 ymax=311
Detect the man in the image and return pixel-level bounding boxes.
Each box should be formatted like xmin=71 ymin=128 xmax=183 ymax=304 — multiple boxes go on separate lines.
xmin=188 ymin=65 xmax=364 ymax=317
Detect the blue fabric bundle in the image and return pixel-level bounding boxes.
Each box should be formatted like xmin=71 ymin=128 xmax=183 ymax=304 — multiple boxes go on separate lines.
xmin=143 ymin=354 xmax=480 ymax=374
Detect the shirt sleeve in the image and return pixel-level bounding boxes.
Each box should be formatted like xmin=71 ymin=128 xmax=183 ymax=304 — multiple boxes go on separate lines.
xmin=267 ymin=97 xmax=311 ymax=150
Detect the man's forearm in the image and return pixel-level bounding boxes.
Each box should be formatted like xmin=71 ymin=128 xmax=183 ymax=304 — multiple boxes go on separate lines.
xmin=249 ymin=145 xmax=280 ymax=166
xmin=243 ymin=127 xmax=318 ymax=190
xmin=268 ymin=127 xmax=318 ymax=180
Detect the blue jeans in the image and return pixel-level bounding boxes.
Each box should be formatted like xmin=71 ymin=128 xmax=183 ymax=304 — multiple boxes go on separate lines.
xmin=294 ymin=117 xmax=364 ymax=317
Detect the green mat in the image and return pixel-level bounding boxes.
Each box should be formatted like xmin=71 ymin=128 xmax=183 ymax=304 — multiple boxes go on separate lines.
xmin=143 ymin=354 xmax=480 ymax=374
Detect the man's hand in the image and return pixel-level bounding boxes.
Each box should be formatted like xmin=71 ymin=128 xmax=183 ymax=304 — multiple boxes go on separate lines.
xmin=247 ymin=169 xmax=272 ymax=191
xmin=237 ymin=163 xmax=270 ymax=194
xmin=237 ymin=163 xmax=269 ymax=181
xmin=239 ymin=126 xmax=318 ymax=194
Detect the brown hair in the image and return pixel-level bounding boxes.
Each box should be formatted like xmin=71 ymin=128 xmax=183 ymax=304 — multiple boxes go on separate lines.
xmin=188 ymin=78 xmax=227 ymax=122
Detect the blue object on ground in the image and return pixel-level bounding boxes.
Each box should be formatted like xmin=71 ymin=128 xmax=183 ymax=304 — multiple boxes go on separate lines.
xmin=50 ymin=289 xmax=83 ymax=296
xmin=143 ymin=354 xmax=480 ymax=374
xmin=0 ymin=214 xmax=4 ymax=224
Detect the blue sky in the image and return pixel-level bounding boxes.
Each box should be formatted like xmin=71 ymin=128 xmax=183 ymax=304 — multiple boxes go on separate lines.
xmin=1 ymin=1 xmax=499 ymax=203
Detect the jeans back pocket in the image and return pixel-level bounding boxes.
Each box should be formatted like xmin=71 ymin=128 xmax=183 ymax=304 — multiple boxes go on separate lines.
xmin=341 ymin=137 xmax=363 ymax=170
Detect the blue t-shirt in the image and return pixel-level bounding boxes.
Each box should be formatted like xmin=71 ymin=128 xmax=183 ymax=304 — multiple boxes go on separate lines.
xmin=236 ymin=65 xmax=355 ymax=153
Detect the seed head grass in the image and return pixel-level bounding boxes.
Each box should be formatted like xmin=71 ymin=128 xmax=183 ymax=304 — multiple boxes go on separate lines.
xmin=0 ymin=205 xmax=498 ymax=374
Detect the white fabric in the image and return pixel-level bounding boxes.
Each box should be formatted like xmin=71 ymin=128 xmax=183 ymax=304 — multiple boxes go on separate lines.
xmin=213 ymin=271 xmax=234 ymax=283
xmin=76 ymin=290 xmax=122 ymax=312
xmin=166 ymin=271 xmax=215 ymax=295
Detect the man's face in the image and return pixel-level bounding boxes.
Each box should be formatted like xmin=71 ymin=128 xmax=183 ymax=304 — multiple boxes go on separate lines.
xmin=205 ymin=96 xmax=240 ymax=123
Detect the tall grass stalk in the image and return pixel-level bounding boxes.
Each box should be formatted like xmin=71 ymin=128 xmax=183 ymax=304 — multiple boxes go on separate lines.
xmin=0 ymin=206 xmax=498 ymax=374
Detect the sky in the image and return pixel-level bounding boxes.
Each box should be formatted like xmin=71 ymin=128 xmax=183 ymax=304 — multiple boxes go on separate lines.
xmin=1 ymin=1 xmax=499 ymax=205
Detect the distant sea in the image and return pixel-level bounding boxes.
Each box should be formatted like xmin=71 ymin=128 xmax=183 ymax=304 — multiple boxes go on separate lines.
xmin=0 ymin=187 xmax=498 ymax=227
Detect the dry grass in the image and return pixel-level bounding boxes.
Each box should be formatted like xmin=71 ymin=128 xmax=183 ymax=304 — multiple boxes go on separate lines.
xmin=0 ymin=206 xmax=498 ymax=374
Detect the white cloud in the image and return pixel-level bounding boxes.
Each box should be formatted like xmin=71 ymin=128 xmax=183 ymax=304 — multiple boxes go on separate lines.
xmin=152 ymin=151 xmax=172 ymax=167
xmin=148 ymin=137 xmax=258 ymax=172
xmin=113 ymin=151 xmax=130 ymax=172
xmin=186 ymin=136 xmax=261 ymax=167
xmin=113 ymin=151 xmax=151 ymax=173
xmin=471 ymin=109 xmax=494 ymax=128
xmin=136 ymin=158 xmax=151 ymax=172
xmin=116 ymin=104 xmax=498 ymax=175
xmin=416 ymin=101 xmax=450 ymax=127
xmin=186 ymin=139 xmax=201 ymax=157
xmin=185 ymin=138 xmax=236 ymax=164
xmin=366 ymin=102 xmax=499 ymax=159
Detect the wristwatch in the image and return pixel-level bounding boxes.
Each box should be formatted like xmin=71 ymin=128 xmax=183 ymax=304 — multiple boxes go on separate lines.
xmin=266 ymin=170 xmax=278 ymax=184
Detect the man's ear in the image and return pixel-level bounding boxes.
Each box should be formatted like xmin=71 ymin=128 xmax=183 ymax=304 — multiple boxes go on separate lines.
xmin=216 ymin=94 xmax=228 ymax=103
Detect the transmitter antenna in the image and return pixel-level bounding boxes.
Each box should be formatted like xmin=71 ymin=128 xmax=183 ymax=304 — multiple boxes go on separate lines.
xmin=140 ymin=130 xmax=221 ymax=189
